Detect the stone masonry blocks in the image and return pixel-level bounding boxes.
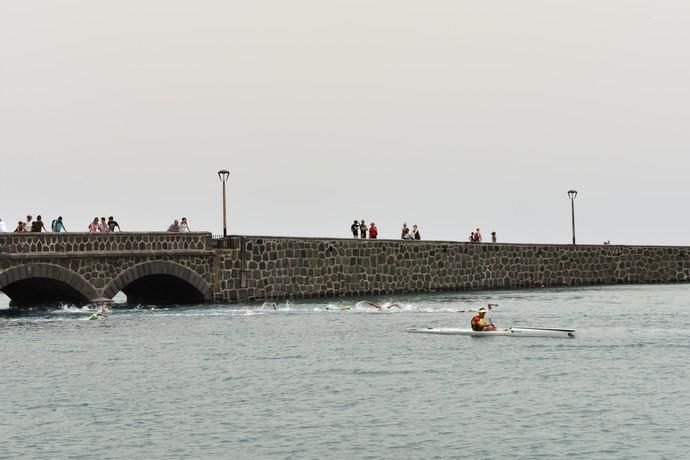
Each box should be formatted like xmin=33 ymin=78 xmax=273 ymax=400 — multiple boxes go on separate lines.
xmin=214 ymin=237 xmax=690 ymax=303
xmin=1 ymin=234 xmax=689 ymax=305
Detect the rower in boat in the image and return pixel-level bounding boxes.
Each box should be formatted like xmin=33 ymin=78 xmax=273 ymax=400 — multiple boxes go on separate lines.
xmin=470 ymin=306 xmax=496 ymax=331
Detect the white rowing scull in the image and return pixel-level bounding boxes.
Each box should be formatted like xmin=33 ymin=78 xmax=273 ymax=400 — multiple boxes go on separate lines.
xmin=406 ymin=326 xmax=575 ymax=338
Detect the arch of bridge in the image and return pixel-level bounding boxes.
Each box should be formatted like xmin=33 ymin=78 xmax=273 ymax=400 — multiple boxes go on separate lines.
xmin=103 ymin=260 xmax=213 ymax=301
xmin=0 ymin=263 xmax=100 ymax=302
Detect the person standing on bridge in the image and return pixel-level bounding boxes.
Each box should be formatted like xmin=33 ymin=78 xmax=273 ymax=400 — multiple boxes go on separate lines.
xmin=107 ymin=216 xmax=121 ymax=232
xmin=350 ymin=220 xmax=359 ymax=238
xmin=368 ymin=222 xmax=378 ymax=239
xmin=359 ymin=220 xmax=367 ymax=239
xmin=51 ymin=216 xmax=67 ymax=232
xmin=167 ymin=219 xmax=180 ymax=232
xmin=0 ymin=218 xmax=8 ymax=232
xmin=473 ymin=228 xmax=482 ymax=242
xmin=180 ymin=217 xmax=190 ymax=232
xmin=411 ymin=224 xmax=421 ymax=240
xmin=31 ymin=215 xmax=48 ymax=232
xmin=88 ymin=217 xmax=100 ymax=232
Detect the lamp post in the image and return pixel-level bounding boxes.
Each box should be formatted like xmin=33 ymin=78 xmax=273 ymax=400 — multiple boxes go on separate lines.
xmin=218 ymin=170 xmax=230 ymax=237
xmin=568 ymin=190 xmax=577 ymax=245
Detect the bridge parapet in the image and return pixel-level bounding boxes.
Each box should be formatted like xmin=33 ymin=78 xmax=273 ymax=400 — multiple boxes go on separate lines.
xmin=0 ymin=232 xmax=213 ymax=256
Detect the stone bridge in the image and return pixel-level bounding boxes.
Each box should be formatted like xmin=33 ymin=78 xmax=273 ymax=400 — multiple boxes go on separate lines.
xmin=1 ymin=233 xmax=689 ymax=307
xmin=0 ymin=233 xmax=215 ymax=306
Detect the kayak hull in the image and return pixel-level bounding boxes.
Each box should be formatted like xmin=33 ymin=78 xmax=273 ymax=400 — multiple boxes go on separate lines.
xmin=406 ymin=327 xmax=575 ymax=338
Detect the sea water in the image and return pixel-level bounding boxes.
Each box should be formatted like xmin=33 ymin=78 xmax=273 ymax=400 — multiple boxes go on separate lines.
xmin=1 ymin=284 xmax=689 ymax=459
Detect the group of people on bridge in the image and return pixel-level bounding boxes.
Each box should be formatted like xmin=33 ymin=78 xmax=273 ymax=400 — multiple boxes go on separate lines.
xmin=0 ymin=214 xmax=193 ymax=233
xmin=350 ymin=220 xmax=379 ymax=239
xmin=0 ymin=215 xmax=66 ymax=233
xmin=88 ymin=217 xmax=122 ymax=232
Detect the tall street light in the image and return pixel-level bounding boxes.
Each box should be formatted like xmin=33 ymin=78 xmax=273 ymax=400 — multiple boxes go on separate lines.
xmin=568 ymin=190 xmax=577 ymax=245
xmin=218 ymin=170 xmax=230 ymax=237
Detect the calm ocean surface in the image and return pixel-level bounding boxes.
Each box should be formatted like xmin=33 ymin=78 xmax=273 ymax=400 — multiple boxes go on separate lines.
xmin=2 ymin=284 xmax=690 ymax=459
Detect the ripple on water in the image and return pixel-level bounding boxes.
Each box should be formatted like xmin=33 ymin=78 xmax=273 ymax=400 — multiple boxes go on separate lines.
xmin=2 ymin=285 xmax=690 ymax=459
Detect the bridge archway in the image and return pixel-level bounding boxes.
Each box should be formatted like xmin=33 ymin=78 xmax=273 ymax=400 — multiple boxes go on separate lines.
xmin=0 ymin=264 xmax=99 ymax=307
xmin=104 ymin=261 xmax=212 ymax=305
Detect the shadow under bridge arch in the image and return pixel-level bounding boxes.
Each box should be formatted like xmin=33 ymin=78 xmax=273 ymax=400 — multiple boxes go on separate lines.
xmin=104 ymin=261 xmax=213 ymax=305
xmin=0 ymin=263 xmax=99 ymax=307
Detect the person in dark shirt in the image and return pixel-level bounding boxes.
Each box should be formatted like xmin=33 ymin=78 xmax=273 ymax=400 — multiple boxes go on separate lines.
xmin=31 ymin=215 xmax=48 ymax=232
xmin=359 ymin=220 xmax=367 ymax=239
xmin=401 ymin=223 xmax=409 ymax=239
xmin=107 ymin=216 xmax=121 ymax=232
xmin=350 ymin=220 xmax=359 ymax=238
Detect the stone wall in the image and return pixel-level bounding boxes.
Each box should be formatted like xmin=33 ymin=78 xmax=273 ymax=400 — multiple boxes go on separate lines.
xmin=214 ymin=236 xmax=690 ymax=302
xmin=2 ymin=233 xmax=689 ymax=304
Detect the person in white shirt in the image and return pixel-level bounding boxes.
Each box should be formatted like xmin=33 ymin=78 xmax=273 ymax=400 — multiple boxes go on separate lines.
xmin=0 ymin=218 xmax=8 ymax=232
xmin=180 ymin=217 xmax=191 ymax=232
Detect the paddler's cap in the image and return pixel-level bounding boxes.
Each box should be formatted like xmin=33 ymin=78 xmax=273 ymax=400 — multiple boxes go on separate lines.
xmin=478 ymin=307 xmax=487 ymax=313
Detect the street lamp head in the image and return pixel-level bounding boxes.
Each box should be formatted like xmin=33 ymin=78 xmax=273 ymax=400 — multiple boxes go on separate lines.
xmin=568 ymin=190 xmax=578 ymax=200
xmin=218 ymin=170 xmax=230 ymax=183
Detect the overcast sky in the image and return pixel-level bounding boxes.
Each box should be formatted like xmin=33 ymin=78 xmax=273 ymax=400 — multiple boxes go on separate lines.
xmin=1 ymin=1 xmax=689 ymax=244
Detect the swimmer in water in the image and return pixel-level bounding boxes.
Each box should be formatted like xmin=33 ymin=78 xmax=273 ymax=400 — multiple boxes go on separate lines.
xmin=357 ymin=301 xmax=402 ymax=310
xmin=457 ymin=303 xmax=499 ymax=313
xmin=89 ymin=303 xmax=110 ymax=320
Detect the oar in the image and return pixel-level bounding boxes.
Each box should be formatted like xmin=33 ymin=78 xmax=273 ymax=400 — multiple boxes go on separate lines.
xmin=456 ymin=303 xmax=499 ymax=313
